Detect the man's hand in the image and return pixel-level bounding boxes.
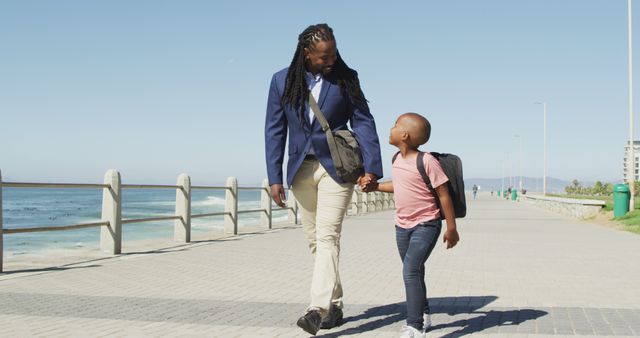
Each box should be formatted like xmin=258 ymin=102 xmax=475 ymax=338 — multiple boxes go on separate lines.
xmin=357 ymin=173 xmax=378 ymax=192
xmin=270 ymin=184 xmax=287 ymax=208
xmin=443 ymin=228 xmax=460 ymax=249
xmin=357 ymin=176 xmax=372 ymax=191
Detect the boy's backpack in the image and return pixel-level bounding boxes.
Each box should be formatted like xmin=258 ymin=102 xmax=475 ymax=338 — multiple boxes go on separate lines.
xmin=392 ymin=151 xmax=467 ymax=219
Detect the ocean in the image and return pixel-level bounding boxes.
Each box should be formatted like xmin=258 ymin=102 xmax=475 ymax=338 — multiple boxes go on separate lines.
xmin=1 ymin=187 xmax=289 ymax=257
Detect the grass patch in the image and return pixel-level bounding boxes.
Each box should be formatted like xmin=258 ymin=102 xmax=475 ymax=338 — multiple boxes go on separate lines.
xmin=614 ymin=210 xmax=640 ymax=234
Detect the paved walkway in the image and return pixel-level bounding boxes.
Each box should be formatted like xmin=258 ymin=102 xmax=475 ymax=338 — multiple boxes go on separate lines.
xmin=1 ymin=193 xmax=639 ymax=337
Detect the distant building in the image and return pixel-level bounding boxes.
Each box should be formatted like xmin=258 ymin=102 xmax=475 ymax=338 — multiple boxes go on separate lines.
xmin=623 ymin=140 xmax=640 ymax=181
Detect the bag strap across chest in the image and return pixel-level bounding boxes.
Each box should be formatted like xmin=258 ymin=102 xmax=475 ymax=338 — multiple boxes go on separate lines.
xmin=309 ymin=94 xmax=344 ymax=170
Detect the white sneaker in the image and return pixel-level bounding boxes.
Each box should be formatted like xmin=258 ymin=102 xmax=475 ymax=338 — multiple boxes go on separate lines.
xmin=399 ymin=325 xmax=425 ymax=338
xmin=423 ymin=314 xmax=432 ymax=332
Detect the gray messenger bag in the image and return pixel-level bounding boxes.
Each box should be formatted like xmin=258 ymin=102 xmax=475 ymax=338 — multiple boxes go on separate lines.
xmin=309 ymin=93 xmax=364 ymax=183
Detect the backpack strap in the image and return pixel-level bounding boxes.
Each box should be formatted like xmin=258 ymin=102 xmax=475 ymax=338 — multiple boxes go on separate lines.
xmin=391 ymin=151 xmax=401 ymax=164
xmin=417 ymin=152 xmax=443 ymax=216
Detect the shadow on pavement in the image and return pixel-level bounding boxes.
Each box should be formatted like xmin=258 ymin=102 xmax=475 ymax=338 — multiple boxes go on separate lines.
xmin=433 ymin=308 xmax=547 ymax=337
xmin=316 ymin=296 xmax=547 ymax=337
xmin=0 ymin=264 xmax=102 ymax=275
xmin=2 ymin=226 xmax=300 ymax=275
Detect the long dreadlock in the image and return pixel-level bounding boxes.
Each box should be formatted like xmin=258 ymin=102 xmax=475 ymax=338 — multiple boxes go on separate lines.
xmin=281 ymin=23 xmax=367 ymax=125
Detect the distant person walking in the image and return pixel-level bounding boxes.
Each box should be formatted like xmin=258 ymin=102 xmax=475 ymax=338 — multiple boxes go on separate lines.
xmin=362 ymin=112 xmax=459 ymax=338
xmin=264 ymin=23 xmax=383 ymax=335
xmin=472 ymin=184 xmax=478 ymax=199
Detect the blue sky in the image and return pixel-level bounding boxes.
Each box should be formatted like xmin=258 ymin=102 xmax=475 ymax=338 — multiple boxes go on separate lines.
xmin=0 ymin=0 xmax=635 ymax=185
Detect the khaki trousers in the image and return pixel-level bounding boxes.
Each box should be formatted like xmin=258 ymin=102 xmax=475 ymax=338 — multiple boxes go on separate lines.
xmin=291 ymin=158 xmax=354 ymax=316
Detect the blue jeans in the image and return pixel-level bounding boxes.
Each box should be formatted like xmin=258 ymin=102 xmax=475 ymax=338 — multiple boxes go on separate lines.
xmin=396 ymin=220 xmax=442 ymax=330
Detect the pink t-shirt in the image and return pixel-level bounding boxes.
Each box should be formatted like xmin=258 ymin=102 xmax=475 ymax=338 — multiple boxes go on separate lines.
xmin=393 ymin=152 xmax=449 ymax=229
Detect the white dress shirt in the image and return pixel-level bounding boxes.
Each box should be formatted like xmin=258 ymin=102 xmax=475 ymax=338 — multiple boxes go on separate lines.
xmin=306 ymin=72 xmax=323 ymax=155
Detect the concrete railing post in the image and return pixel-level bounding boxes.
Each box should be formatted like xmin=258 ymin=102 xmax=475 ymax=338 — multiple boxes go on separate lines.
xmin=174 ymin=174 xmax=191 ymax=242
xmin=369 ymin=192 xmax=376 ymax=212
xmin=373 ymin=192 xmax=378 ymax=211
xmin=371 ymin=192 xmax=376 ymax=211
xmin=0 ymin=170 xmax=3 ymax=272
xmin=100 ymin=169 xmax=122 ymax=254
xmin=224 ymin=177 xmax=238 ymax=234
xmin=361 ymin=191 xmax=368 ymax=214
xmin=383 ymin=193 xmax=390 ymax=209
xmin=350 ymin=190 xmax=359 ymax=216
xmin=261 ymin=179 xmax=272 ymax=229
xmin=287 ymin=189 xmax=299 ymax=224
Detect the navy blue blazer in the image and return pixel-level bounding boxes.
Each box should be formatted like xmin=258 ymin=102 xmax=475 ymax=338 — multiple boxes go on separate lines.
xmin=265 ymin=67 xmax=383 ymax=187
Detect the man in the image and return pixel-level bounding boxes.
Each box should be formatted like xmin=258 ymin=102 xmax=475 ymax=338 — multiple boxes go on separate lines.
xmin=264 ymin=23 xmax=383 ymax=335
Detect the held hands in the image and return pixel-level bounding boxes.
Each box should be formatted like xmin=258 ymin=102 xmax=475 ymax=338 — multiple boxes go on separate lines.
xmin=443 ymin=228 xmax=460 ymax=249
xmin=357 ymin=173 xmax=378 ymax=192
xmin=270 ymin=184 xmax=287 ymax=208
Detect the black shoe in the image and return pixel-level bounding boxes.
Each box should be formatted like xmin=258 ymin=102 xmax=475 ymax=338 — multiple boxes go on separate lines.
xmin=296 ymin=310 xmax=322 ymax=335
xmin=320 ymin=306 xmax=344 ymax=329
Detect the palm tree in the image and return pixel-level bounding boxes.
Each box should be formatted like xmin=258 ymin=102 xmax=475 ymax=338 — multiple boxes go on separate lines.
xmin=594 ymin=181 xmax=604 ymax=196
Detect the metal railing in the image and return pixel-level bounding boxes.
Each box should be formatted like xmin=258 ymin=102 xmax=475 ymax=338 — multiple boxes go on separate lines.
xmin=0 ymin=169 xmax=394 ymax=272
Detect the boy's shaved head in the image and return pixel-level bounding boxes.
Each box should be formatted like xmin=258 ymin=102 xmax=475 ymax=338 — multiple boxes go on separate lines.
xmin=398 ymin=112 xmax=431 ymax=147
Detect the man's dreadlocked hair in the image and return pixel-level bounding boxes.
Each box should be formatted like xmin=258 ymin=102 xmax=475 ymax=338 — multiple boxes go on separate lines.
xmin=281 ymin=23 xmax=367 ymax=125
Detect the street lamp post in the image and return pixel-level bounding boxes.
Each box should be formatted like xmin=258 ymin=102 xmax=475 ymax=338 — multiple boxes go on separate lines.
xmin=507 ymin=153 xmax=512 ymax=189
xmin=534 ymin=102 xmax=548 ymax=196
xmin=501 ymin=161 xmax=505 ymax=197
xmin=515 ymin=135 xmax=523 ymax=192
xmin=629 ymin=0 xmax=636 ymax=211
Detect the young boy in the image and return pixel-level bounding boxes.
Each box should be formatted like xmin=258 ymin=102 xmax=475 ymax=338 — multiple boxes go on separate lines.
xmin=360 ymin=112 xmax=460 ymax=338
